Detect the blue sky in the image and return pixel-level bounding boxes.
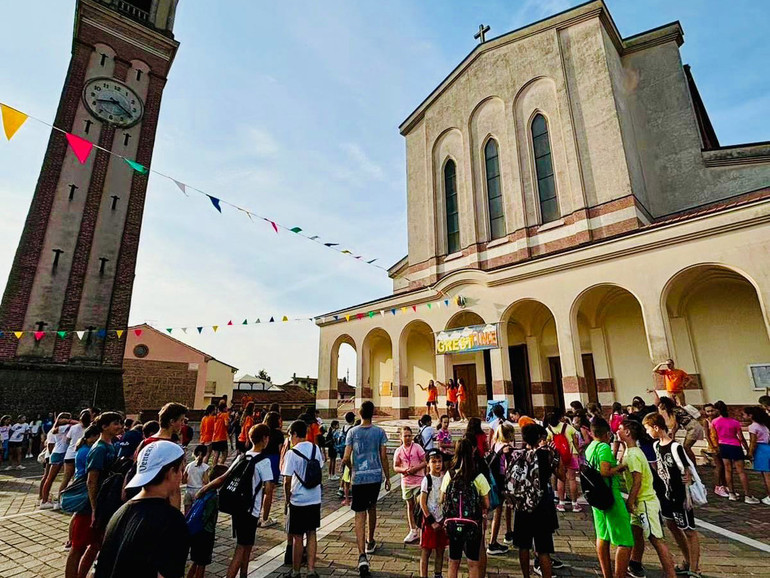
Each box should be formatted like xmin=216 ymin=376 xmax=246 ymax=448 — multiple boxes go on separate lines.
xmin=0 ymin=0 xmax=767 ymax=384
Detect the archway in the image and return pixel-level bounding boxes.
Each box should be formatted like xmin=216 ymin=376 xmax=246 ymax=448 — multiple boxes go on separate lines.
xmin=361 ymin=328 xmax=394 ymax=413
xmin=329 ymin=334 xmax=356 ymax=417
xmin=501 ymin=300 xmax=558 ymax=416
xmin=399 ymin=320 xmax=436 ymax=419
xmin=664 ymin=264 xmax=770 ymax=405
xmin=442 ymin=310 xmax=488 ymax=418
xmin=572 ymin=285 xmax=649 ymax=407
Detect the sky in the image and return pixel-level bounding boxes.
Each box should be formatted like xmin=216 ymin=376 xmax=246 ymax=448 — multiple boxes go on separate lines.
xmin=0 ymin=0 xmax=768 ymax=385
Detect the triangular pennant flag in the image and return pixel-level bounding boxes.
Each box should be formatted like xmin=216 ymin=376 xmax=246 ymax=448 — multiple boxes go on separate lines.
xmin=208 ymin=195 xmax=222 ymax=213
xmin=412 ymin=305 xmax=417 ymax=312
xmin=437 ymin=300 xmax=442 ymax=308
xmin=239 ymin=208 xmax=254 ymax=222
xmin=345 ymin=315 xmax=350 ymax=322
xmin=34 ymin=331 xmax=45 ymax=341
xmin=324 ymin=243 xmax=338 ymax=247
xmin=290 ymin=227 xmax=302 ymax=233
xmin=1 ymin=104 xmax=28 ymax=140
xmin=401 ymin=307 xmax=407 ymax=314
xmin=212 ymin=325 xmax=219 ymax=333
xmin=341 ymin=250 xmax=352 ymax=255
xmin=255 ymin=319 xmax=261 ymax=324
xmin=444 ymin=299 xmax=450 ymax=307
xmin=197 ymin=327 xmax=203 ymax=334
xmin=97 ymin=329 xmax=106 ymax=338
xmin=173 ymin=179 xmax=189 ymax=196
xmin=380 ymin=310 xmax=385 ymax=316
xmin=333 ymin=315 xmax=339 ymax=321
xmin=116 ymin=330 xmax=124 ymax=339
xmin=282 ymin=316 xmax=288 ymax=322
xmin=227 ymin=320 xmax=233 ymax=326
xmin=242 ymin=319 xmax=248 ymax=325
xmin=166 ymin=328 xmax=173 ymax=334
xmin=356 ymin=313 xmax=364 ymax=320
xmin=269 ymin=317 xmax=275 ymax=323
xmin=427 ymin=303 xmax=432 ymax=309
xmin=181 ymin=328 xmax=187 ymax=334
xmin=0 ymin=331 xmax=4 ymax=338
xmin=368 ymin=311 xmax=375 ymax=318
xmin=355 ymin=256 xmax=362 ymax=259
xmin=367 ymin=258 xmax=378 ymax=264
xmin=66 ymin=133 xmax=94 ymax=164
xmin=309 ymin=236 xmax=319 ymax=240
xmin=57 ymin=331 xmax=67 ymax=339
xmin=265 ymin=219 xmax=278 ymax=233
xmin=14 ymin=331 xmax=23 ymax=339
xmin=391 ymin=308 xmax=396 ymax=315
xmin=134 ymin=329 xmax=142 ymax=337
xmin=76 ymin=331 xmax=85 ymax=340
xmin=124 ymin=158 xmax=148 ymax=174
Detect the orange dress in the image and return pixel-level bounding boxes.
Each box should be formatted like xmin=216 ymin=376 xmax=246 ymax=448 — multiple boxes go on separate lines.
xmin=427 ymin=385 xmax=438 ymax=403
xmin=200 ymin=415 xmax=215 ymax=444
xmin=212 ymin=413 xmax=229 ymax=443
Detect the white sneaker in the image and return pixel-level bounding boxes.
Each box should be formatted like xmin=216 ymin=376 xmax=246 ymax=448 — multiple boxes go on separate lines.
xmin=16 ymin=465 xmax=25 ymax=470
xmin=53 ymin=501 xmax=61 ymax=511
xmin=3 ymin=466 xmax=12 ymax=471
xmin=39 ymin=502 xmax=54 ymax=510
xmin=329 ymin=475 xmax=340 ymax=481
xmin=761 ymin=496 xmax=770 ymax=506
xmin=728 ymin=493 xmax=739 ymax=501
xmin=745 ymin=496 xmax=760 ymax=505
xmin=403 ymin=529 xmax=419 ymax=543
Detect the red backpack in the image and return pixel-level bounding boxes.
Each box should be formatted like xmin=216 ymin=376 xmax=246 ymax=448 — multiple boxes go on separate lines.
xmin=548 ymin=423 xmax=572 ymax=464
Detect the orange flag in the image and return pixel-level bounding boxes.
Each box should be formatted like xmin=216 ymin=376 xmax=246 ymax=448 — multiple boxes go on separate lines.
xmin=1 ymin=104 xmax=28 ymax=140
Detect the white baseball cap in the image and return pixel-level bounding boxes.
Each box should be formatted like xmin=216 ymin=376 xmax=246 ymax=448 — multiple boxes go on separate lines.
xmin=126 ymin=440 xmax=185 ymax=489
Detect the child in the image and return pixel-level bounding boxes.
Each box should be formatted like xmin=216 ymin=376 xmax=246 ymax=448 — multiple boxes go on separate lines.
xmin=440 ymin=437 xmax=490 ymax=578
xmin=419 ymin=449 xmax=447 ymax=578
xmin=702 ymin=403 xmax=727 ymax=497
xmin=573 ymin=411 xmax=592 ymax=462
xmin=511 ymin=424 xmax=563 ymax=578
xmin=394 ymin=426 xmax=427 ymax=544
xmin=610 ymin=402 xmax=625 ymax=459
xmin=337 ymin=411 xmax=356 ymax=503
xmin=585 ymin=417 xmax=633 ymax=578
xmin=744 ymin=406 xmax=770 ymax=505
xmin=643 ymin=413 xmax=701 ymax=577
xmin=417 ymin=415 xmax=436 ymax=451
xmin=183 ymin=445 xmax=211 ymax=514
xmin=759 ymin=395 xmax=770 ymax=416
xmin=545 ymin=410 xmax=582 ymax=513
xmin=487 ymin=423 xmax=514 ymax=555
xmin=616 ymin=419 xmax=676 ymax=578
xmin=327 ymin=420 xmax=340 ymax=481
xmin=187 ymin=464 xmax=227 ymax=578
xmin=711 ymin=400 xmax=758 ymax=503
xmin=418 ymin=381 xmax=441 ymax=421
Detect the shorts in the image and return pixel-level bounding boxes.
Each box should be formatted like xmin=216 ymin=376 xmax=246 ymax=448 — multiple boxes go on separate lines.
xmin=190 ymin=530 xmax=215 ymax=565
xmin=446 ymin=520 xmax=482 ymax=562
xmin=328 ymin=445 xmax=338 ymax=460
xmin=211 ymin=440 xmax=228 ymax=453
xmin=591 ymin=494 xmax=634 ymax=547
xmin=660 ymin=495 xmax=695 ymax=531
xmin=512 ymin=500 xmax=557 ymax=554
xmin=64 ymin=458 xmax=75 ymax=465
xmin=566 ymin=454 xmax=580 ymax=470
xmin=421 ymin=520 xmax=448 ymax=550
xmin=402 ymin=485 xmax=421 ymax=501
xmin=719 ymin=443 xmax=745 ymax=461
xmin=684 ymin=423 xmax=705 ymax=445
xmin=268 ymin=453 xmax=281 ymax=482
xmin=446 ymin=400 xmax=456 ymax=408
xmin=427 ymin=401 xmax=437 ymax=407
xmin=71 ymin=512 xmax=99 ymax=550
xmin=184 ymin=488 xmax=199 ymax=509
xmin=631 ymin=499 xmax=664 ymax=540
xmin=50 ymin=452 xmax=65 ymax=465
xmin=8 ymin=441 xmax=22 ymax=449
xmin=235 ymin=440 xmax=249 ymax=453
xmin=288 ymin=503 xmax=321 ymax=535
xmin=232 ymin=512 xmax=259 ymax=546
xmin=754 ymin=443 xmax=770 ymax=472
xmin=351 ymin=482 xmax=381 ymax=512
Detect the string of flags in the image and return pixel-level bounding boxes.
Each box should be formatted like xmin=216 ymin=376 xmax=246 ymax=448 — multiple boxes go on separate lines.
xmin=0 ymin=297 xmax=464 ymax=340
xmin=0 ymin=102 xmax=391 ymax=276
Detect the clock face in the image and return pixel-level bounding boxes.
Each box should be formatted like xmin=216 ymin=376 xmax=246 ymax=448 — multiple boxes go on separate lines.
xmin=83 ymin=77 xmax=144 ymax=128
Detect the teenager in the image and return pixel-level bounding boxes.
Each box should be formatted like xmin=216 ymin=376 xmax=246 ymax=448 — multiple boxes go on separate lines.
xmin=136 ymin=402 xmax=188 ymax=454
xmin=417 ymin=414 xmax=436 ymax=451
xmin=545 ymin=410 xmax=582 ymax=512
xmin=260 ymin=411 xmax=284 ymax=528
xmin=60 ymin=410 xmax=92 ymax=498
xmin=419 ymin=449 xmax=447 ymax=578
xmin=436 ymin=414 xmax=453 ymax=459
xmin=200 ymin=404 xmax=216 ymax=462
xmin=183 ymin=445 xmax=210 ymax=514
xmin=487 ymin=422 xmax=514 ymax=556
xmin=744 ymin=406 xmax=770 ymax=505
xmin=237 ymin=402 xmax=255 ymax=454
xmin=711 ymin=400 xmax=758 ymax=503
xmin=394 ymin=426 xmax=427 ymax=544
xmin=418 ymin=380 xmax=441 ymax=420
xmin=342 ymin=401 xmax=391 ymax=576
xmin=702 ymin=403 xmax=727 ymax=497
xmin=95 ymin=441 xmax=189 ymax=578
xmin=456 ymin=378 xmax=469 ymax=421
xmin=650 ymin=392 xmax=704 ymax=465
xmin=41 ymin=412 xmax=74 ymax=508
xmin=8 ymin=414 xmax=30 ymax=470
xmin=438 ymin=379 xmax=459 ymax=421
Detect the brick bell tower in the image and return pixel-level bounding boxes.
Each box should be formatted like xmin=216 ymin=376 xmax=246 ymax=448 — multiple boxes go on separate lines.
xmin=0 ymin=0 xmax=180 ymax=413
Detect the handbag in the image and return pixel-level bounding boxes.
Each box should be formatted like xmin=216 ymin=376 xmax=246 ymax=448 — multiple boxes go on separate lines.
xmin=670 ymin=441 xmax=707 ymax=506
xmin=60 ymin=477 xmax=90 ymax=514
xmin=37 ymin=449 xmax=47 ymax=465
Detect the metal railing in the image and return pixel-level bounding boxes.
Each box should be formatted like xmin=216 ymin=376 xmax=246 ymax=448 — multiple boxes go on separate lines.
xmin=116 ymin=1 xmax=149 ymax=22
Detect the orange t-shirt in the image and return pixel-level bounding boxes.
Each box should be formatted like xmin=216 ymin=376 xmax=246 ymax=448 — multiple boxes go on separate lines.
xmin=238 ymin=416 xmax=254 ymax=442
xmin=200 ymin=415 xmax=215 ymax=444
xmin=427 ymin=385 xmax=438 ymax=403
xmin=307 ymin=422 xmax=320 ymax=445
xmin=447 ymin=386 xmax=458 ymax=404
xmin=662 ymin=369 xmax=689 ymax=394
xmin=457 ymin=384 xmax=467 ymax=401
xmin=213 ymin=413 xmax=229 ymax=442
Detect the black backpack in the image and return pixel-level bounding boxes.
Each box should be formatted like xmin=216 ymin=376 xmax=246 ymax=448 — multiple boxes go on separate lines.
xmin=579 ymin=443 xmax=615 ymax=511
xmin=292 ymin=445 xmax=323 ymax=489
xmin=413 ymin=474 xmax=432 ymax=528
xmin=219 ymin=453 xmax=269 ymax=517
xmin=93 ymin=457 xmax=133 ymax=532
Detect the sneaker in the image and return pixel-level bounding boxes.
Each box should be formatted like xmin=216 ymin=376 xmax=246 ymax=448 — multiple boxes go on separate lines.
xmin=745 ymin=495 xmax=760 ymax=504
xmin=627 ymin=560 xmax=646 ymax=577
xmin=16 ymin=465 xmax=25 ymax=470
xmin=533 ymin=561 xmax=555 ymax=577
xmin=261 ymin=517 xmax=278 ymax=528
xmin=404 ymin=529 xmax=419 ymax=543
xmin=39 ymin=502 xmax=54 ymax=510
xmin=555 ymin=502 xmax=566 ymax=512
xmin=52 ymin=501 xmax=61 ymax=511
xmin=675 ymin=564 xmax=690 ymax=575
xmin=358 ymin=553 xmax=370 ymax=571
xmin=571 ymin=502 xmax=583 ymax=513
xmin=714 ymin=486 xmax=729 ymax=498
xmin=3 ymin=466 xmax=12 ymax=471
xmin=336 ymin=488 xmax=345 ymax=498
xmin=503 ymin=531 xmax=514 ymax=545
xmin=761 ymin=496 xmax=770 ymax=506
xmin=365 ymin=540 xmax=377 ymax=554
xmin=728 ymin=493 xmax=739 ymax=501
xmin=63 ymin=541 xmax=72 ymax=551
xmin=551 ymin=557 xmax=565 ymax=570
xmin=486 ymin=542 xmax=509 ymax=555
xmin=329 ymin=475 xmax=340 ymax=481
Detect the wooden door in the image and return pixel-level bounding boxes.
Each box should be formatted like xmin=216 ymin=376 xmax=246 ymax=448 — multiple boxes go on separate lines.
xmin=453 ymin=364 xmax=479 ymax=418
xmin=548 ymin=356 xmax=565 ymax=413
xmin=508 ymin=345 xmax=532 ymax=415
xmin=582 ymin=354 xmax=598 ymax=404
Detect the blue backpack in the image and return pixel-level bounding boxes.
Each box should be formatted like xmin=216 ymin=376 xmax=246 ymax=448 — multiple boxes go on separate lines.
xmin=333 ymin=425 xmax=350 ymax=455
xmin=186 ymin=492 xmax=215 ymax=536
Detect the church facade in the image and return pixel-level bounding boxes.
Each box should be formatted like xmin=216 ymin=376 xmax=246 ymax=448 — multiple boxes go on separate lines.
xmin=316 ymin=1 xmax=770 ymax=419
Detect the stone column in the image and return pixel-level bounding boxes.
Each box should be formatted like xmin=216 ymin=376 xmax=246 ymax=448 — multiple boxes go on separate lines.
xmin=526 ymin=336 xmax=552 ymax=416
xmin=391 ymin=336 xmax=410 ymax=419
xmin=357 ymin=343 xmax=371 ymax=408
xmin=316 ymin=331 xmax=338 ymax=420
xmin=556 ymin=308 xmax=589 ymax=409
xmin=491 ymin=326 xmax=514 ymax=406
xmin=435 ymin=353 xmax=452 ymax=407
xmin=589 ymin=328 xmax=615 ymax=407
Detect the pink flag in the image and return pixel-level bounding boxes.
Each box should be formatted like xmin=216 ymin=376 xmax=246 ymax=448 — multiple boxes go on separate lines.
xmin=34 ymin=331 xmax=45 ymax=341
xmin=66 ymin=133 xmax=94 ymax=164
xmin=265 ymin=219 xmax=278 ymax=233
xmin=134 ymin=329 xmax=143 ymax=337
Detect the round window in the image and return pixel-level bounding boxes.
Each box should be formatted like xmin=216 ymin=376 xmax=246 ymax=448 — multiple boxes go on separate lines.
xmin=133 ymin=344 xmax=149 ymax=358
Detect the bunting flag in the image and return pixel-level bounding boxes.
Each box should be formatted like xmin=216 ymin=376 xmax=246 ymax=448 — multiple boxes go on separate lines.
xmin=212 ymin=325 xmax=219 ymax=333
xmin=266 ymin=219 xmax=278 ymax=233
xmin=367 ymin=259 xmax=378 ymax=264
xmin=427 ymin=303 xmax=432 ymax=309
xmin=166 ymin=328 xmax=173 ymax=334
xmin=34 ymin=331 xmax=45 ymax=341
xmin=1 ymin=104 xmax=28 ymax=140
xmin=227 ymin=320 xmax=233 ymax=326
xmin=391 ymin=309 xmax=396 ymax=315
xmin=341 ymin=250 xmax=352 ymax=255
xmin=97 ymin=329 xmax=106 ymax=338
xmin=290 ymin=227 xmax=302 ymax=233
xmin=401 ymin=307 xmax=407 ymax=314
xmin=124 ymin=158 xmax=148 ymax=174
xmin=197 ymin=327 xmax=203 ymax=334
xmin=255 ymin=319 xmax=261 ymax=324
xmin=345 ymin=315 xmax=351 ymax=322
xmin=356 ymin=313 xmax=364 ymax=320
xmin=134 ymin=329 xmax=143 ymax=337
xmin=76 ymin=331 xmax=85 ymax=340
xmin=269 ymin=317 xmax=275 ymax=323
xmin=173 ymin=179 xmax=188 ymax=196
xmin=208 ymin=195 xmax=222 ymax=213
xmin=282 ymin=316 xmax=288 ymax=322
xmin=444 ymin=299 xmax=450 ymax=307
xmin=13 ymin=331 xmax=22 ymax=339
xmin=66 ymin=132 xmax=93 ymax=164
xmin=310 ymin=236 xmax=319 ymax=240
xmin=242 ymin=319 xmax=248 ymax=325
xmin=181 ymin=328 xmax=187 ymax=334
xmin=57 ymin=331 xmax=67 ymax=339
xmin=324 ymin=243 xmax=338 ymax=247
xmin=368 ymin=311 xmax=375 ymax=318
xmin=116 ymin=330 xmax=124 ymax=339
xmin=412 ymin=305 xmax=417 ymax=312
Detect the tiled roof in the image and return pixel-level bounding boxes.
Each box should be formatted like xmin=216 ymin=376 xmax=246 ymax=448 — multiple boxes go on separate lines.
xmin=232 ymin=384 xmax=315 ymax=405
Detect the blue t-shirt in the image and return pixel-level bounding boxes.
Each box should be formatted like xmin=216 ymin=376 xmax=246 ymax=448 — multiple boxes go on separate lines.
xmin=87 ymin=439 xmax=117 ymax=474
xmin=117 ymin=430 xmax=143 ymax=460
xmin=346 ymin=425 xmax=388 ymax=485
xmin=75 ymin=444 xmax=90 ymax=479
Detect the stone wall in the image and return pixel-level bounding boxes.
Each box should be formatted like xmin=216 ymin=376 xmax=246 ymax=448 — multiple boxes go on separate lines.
xmin=123 ymin=359 xmax=196 ymax=415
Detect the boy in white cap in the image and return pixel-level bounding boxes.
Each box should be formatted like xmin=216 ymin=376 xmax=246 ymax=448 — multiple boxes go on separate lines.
xmin=95 ymin=440 xmax=189 ymax=578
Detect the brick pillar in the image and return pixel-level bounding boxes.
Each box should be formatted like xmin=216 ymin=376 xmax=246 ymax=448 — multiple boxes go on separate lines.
xmin=391 ymin=337 xmax=410 ymax=419
xmin=589 ymin=328 xmax=616 ymax=406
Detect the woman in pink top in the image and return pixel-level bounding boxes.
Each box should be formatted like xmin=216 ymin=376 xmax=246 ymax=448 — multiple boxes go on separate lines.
xmin=393 ymin=426 xmax=427 ymax=544
xmin=712 ymin=401 xmax=758 ymax=503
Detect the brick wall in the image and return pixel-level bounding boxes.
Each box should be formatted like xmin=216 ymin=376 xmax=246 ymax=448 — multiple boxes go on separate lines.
xmin=123 ymin=359 xmax=197 ymax=415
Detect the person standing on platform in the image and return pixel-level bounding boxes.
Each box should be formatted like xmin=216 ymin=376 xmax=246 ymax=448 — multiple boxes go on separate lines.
xmin=653 ymin=360 xmax=691 ymax=405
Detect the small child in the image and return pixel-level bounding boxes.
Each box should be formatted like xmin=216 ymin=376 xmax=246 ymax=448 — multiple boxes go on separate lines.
xmin=436 ymin=414 xmax=453 ymax=465
xmin=183 ymin=445 xmax=210 ymax=514
xmin=394 ymin=426 xmax=427 ymax=544
xmin=188 ymin=464 xmax=227 ymax=578
xmin=417 ymin=415 xmax=436 ymax=451
xmin=610 ymin=402 xmax=625 ymax=460
xmin=327 ymin=420 xmax=340 ymax=481
xmin=337 ymin=412 xmax=356 ymax=504
xmin=745 ymin=406 xmax=770 ymax=505
xmin=419 ymin=449 xmax=447 ymax=578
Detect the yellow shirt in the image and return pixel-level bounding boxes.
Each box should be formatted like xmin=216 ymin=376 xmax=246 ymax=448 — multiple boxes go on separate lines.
xmin=439 ymin=471 xmax=490 ymax=496
xmin=622 ymin=446 xmax=657 ymax=503
xmin=546 ymin=422 xmax=579 ymax=455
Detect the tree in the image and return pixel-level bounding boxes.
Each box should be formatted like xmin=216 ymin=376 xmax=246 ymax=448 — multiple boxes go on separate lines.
xmin=257 ymin=368 xmax=271 ymax=382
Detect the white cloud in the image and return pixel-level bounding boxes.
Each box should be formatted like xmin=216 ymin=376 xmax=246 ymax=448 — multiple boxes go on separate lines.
xmin=341 ymin=143 xmax=385 ymax=182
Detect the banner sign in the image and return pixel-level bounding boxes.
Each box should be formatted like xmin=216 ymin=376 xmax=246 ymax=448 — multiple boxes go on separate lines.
xmin=436 ymin=324 xmax=499 ymax=354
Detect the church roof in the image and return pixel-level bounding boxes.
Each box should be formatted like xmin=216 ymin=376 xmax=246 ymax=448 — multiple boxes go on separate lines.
xmin=399 ymin=0 xmax=683 ymax=135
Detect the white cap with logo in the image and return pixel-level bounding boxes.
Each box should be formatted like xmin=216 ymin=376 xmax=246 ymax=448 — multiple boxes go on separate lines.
xmin=126 ymin=440 xmax=185 ymax=489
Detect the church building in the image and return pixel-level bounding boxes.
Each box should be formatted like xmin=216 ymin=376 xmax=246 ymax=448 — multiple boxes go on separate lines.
xmin=315 ymin=1 xmax=770 ymax=419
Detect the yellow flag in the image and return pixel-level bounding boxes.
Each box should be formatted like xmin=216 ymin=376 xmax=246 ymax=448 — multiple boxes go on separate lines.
xmin=345 ymin=315 xmax=350 ymax=322
xmin=401 ymin=307 xmax=407 ymax=314
xmin=282 ymin=316 xmax=288 ymax=322
xmin=116 ymin=330 xmax=124 ymax=339
xmin=13 ymin=331 xmax=23 ymax=339
xmin=1 ymin=104 xmax=28 ymax=140
xmin=212 ymin=325 xmax=219 ymax=333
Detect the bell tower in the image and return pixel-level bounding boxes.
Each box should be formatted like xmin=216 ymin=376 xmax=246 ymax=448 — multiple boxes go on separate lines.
xmin=0 ymin=0 xmax=180 ymax=412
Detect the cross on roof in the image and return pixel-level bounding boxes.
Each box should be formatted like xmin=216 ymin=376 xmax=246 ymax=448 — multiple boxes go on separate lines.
xmin=474 ymin=24 xmax=490 ymax=44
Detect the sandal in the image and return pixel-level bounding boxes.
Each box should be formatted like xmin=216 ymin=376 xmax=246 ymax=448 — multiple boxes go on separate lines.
xmin=675 ymin=563 xmax=690 ymax=575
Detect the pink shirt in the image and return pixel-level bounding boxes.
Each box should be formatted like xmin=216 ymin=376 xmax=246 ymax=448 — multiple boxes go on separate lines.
xmin=749 ymin=422 xmax=770 ymax=444
xmin=712 ymin=416 xmax=743 ymax=446
xmin=394 ymin=443 xmax=426 ymax=488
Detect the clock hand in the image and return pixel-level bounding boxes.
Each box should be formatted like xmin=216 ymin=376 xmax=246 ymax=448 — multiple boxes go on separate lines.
xmin=108 ymin=98 xmax=132 ymax=116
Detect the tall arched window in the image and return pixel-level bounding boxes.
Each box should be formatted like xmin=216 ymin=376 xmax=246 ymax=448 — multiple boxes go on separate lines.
xmin=444 ymin=160 xmax=460 ymax=254
xmin=484 ymin=139 xmax=505 ymax=240
xmin=531 ymin=114 xmax=559 ymax=224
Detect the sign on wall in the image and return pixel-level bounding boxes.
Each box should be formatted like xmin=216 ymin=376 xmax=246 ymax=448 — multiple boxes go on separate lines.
xmin=436 ymin=324 xmax=499 ymax=354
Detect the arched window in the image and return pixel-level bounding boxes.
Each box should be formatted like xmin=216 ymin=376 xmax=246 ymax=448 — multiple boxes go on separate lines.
xmin=484 ymin=139 xmax=505 ymax=240
xmin=531 ymin=114 xmax=559 ymax=224
xmin=444 ymin=160 xmax=460 ymax=254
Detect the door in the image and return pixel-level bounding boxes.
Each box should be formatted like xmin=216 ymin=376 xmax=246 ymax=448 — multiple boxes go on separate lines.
xmin=453 ymin=363 xmax=479 ymax=418
xmin=548 ymin=356 xmax=565 ymax=412
xmin=508 ymin=345 xmax=532 ymax=415
xmin=582 ymin=353 xmax=598 ymax=404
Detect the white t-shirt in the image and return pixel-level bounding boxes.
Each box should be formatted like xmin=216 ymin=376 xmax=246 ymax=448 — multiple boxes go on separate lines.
xmin=418 ymin=425 xmax=436 ymax=451
xmin=9 ymin=423 xmax=29 ymax=443
xmin=65 ymin=423 xmax=85 ymax=460
xmin=0 ymin=426 xmax=9 ymax=442
xmin=45 ymin=431 xmax=55 ymax=457
xmin=53 ymin=425 xmax=70 ymax=455
xmin=281 ymin=440 xmax=325 ymax=506
xmin=224 ymin=451 xmax=273 ymax=518
xmin=185 ymin=461 xmax=210 ymax=490
xmin=420 ymin=473 xmax=443 ymax=522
